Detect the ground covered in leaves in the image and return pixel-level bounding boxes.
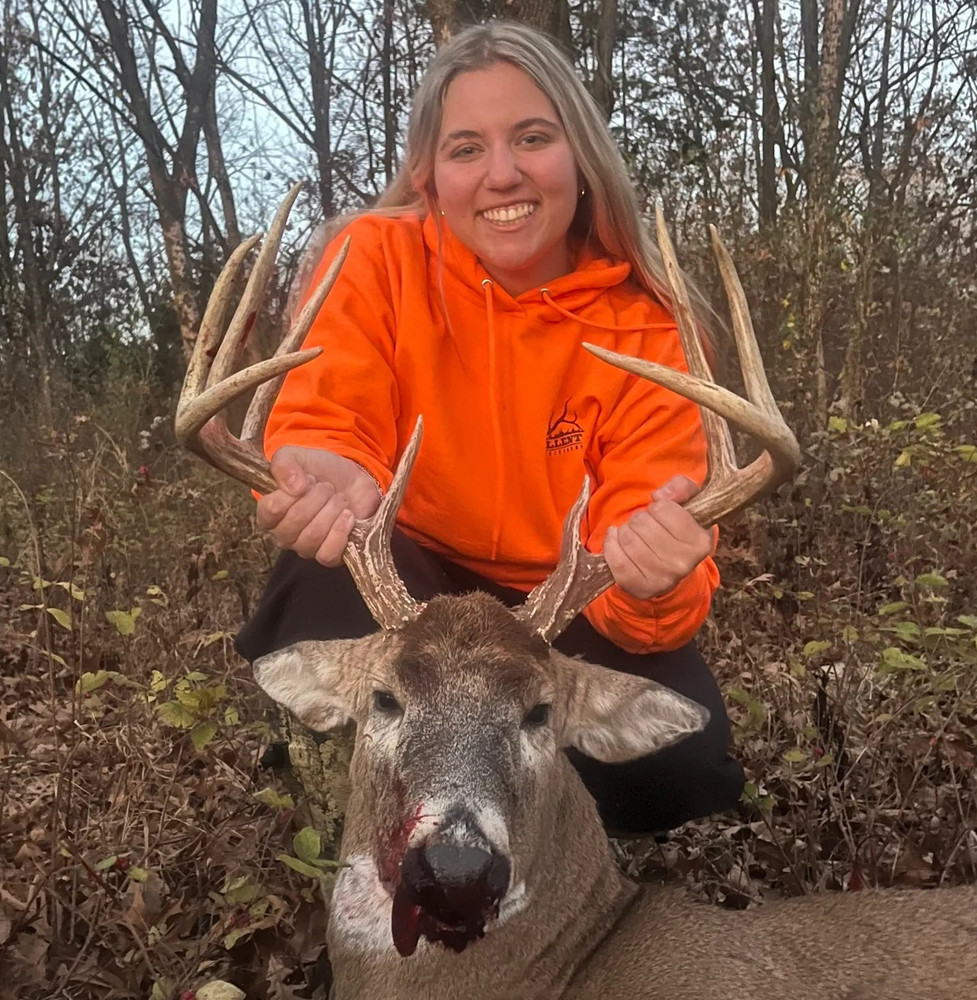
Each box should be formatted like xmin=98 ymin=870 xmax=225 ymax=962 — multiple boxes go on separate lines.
xmin=2 ymin=396 xmax=976 ymax=998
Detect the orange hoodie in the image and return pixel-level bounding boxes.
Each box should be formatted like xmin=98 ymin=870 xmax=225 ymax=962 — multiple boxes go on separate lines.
xmin=265 ymin=212 xmax=719 ymax=654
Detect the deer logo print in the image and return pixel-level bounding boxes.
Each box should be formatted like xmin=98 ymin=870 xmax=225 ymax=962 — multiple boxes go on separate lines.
xmin=546 ymin=400 xmax=585 ymax=454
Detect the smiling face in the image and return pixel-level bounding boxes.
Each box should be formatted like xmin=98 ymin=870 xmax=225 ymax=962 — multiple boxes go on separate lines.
xmin=433 ymin=62 xmax=580 ymax=297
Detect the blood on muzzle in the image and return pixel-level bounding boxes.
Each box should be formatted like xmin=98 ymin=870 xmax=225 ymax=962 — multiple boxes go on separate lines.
xmin=392 ymin=842 xmax=511 ymax=956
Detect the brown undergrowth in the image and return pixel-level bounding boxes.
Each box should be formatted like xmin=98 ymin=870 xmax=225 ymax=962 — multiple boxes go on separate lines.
xmin=0 ymin=397 xmax=336 ymax=999
xmin=1 ymin=387 xmax=975 ymax=998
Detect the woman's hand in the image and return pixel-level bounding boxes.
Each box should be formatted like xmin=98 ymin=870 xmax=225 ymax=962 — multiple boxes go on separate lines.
xmin=602 ymin=475 xmax=714 ymax=601
xmin=255 ymin=446 xmax=383 ymax=566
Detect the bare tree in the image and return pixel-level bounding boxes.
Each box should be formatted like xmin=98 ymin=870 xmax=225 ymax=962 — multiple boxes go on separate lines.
xmin=754 ymin=0 xmax=779 ymax=227
xmin=835 ymin=0 xmax=977 ymax=415
xmin=0 ymin=3 xmax=55 ymax=424
xmin=798 ymin=0 xmax=862 ymax=425
xmin=39 ymin=0 xmax=231 ymax=358
xmin=101 ymin=0 xmax=224 ymax=356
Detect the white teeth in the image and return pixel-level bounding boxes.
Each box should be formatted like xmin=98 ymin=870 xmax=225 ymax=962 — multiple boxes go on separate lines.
xmin=481 ymin=203 xmax=535 ymax=223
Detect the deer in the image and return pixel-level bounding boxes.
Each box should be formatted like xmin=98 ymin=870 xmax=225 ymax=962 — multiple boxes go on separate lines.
xmin=176 ymin=185 xmax=977 ymax=1000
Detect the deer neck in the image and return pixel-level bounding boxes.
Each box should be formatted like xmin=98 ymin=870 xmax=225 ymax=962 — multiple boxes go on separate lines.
xmin=499 ymin=755 xmax=640 ymax=988
xmin=328 ymin=753 xmax=637 ymax=999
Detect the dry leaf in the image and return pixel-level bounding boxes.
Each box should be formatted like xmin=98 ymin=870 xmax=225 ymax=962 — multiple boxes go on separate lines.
xmin=196 ymin=982 xmax=246 ymax=1000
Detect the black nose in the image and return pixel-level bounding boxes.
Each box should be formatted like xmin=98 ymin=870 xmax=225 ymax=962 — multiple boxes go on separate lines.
xmin=401 ymin=842 xmax=510 ymax=926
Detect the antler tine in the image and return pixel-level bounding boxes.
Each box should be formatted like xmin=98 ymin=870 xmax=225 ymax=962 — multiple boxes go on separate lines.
xmin=207 ymin=183 xmax=303 ymax=391
xmin=242 ymin=237 xmax=351 ymax=445
xmin=176 ymin=186 xmax=426 ymax=631
xmin=708 ymin=225 xmax=781 ymax=414
xmin=514 ymin=478 xmax=613 ymax=643
xmin=654 ymin=207 xmax=739 ymax=481
xmin=519 ymin=212 xmax=800 ymax=643
xmin=344 ymin=419 xmax=426 ymax=629
xmin=180 ymin=233 xmax=261 ymax=408
xmin=585 ymin=214 xmax=800 ymax=526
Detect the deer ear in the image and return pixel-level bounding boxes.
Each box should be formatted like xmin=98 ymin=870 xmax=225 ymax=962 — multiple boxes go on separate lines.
xmin=554 ymin=652 xmax=709 ymax=763
xmin=252 ymin=633 xmax=398 ymax=732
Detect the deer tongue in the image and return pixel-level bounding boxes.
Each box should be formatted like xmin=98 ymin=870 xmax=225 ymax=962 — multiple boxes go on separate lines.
xmin=390 ymin=877 xmax=497 ymax=957
xmin=391 ymin=883 xmax=422 ymax=957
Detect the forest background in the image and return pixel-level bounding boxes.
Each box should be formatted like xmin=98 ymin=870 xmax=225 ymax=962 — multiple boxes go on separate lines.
xmin=1 ymin=1 xmax=976 ymax=997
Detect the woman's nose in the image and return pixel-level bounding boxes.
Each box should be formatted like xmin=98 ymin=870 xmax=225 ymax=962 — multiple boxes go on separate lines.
xmin=484 ymin=146 xmax=521 ymax=189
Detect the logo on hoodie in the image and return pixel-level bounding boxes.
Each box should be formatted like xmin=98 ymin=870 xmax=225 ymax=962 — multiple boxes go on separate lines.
xmin=546 ymin=400 xmax=584 ymax=454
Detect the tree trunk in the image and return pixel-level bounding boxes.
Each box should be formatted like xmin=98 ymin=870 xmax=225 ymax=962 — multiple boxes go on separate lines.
xmin=426 ymin=0 xmax=458 ymax=45
xmin=492 ymin=0 xmax=568 ymax=45
xmin=591 ymin=0 xmax=617 ymax=120
xmin=272 ymin=711 xmax=353 ymax=851
xmin=838 ymin=0 xmax=895 ymax=418
xmin=756 ymin=0 xmax=778 ymax=228
xmin=302 ymin=0 xmax=338 ymax=215
xmin=0 ymin=13 xmax=55 ymax=427
xmin=382 ymin=0 xmax=397 ymax=184
xmin=799 ymin=0 xmax=860 ymax=428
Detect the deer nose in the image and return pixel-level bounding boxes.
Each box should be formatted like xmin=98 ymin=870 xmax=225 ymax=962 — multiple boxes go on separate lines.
xmin=400 ymin=842 xmax=511 ymax=926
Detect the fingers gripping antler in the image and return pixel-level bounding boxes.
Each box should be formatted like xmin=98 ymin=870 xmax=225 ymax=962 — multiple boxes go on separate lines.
xmin=175 ymin=183 xmax=425 ymax=630
xmin=517 ymin=209 xmax=801 ymax=643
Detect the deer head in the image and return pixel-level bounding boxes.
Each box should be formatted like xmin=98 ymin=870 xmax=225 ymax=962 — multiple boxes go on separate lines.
xmin=175 ymin=182 xmax=800 ymax=957
xmin=253 ymin=592 xmax=708 ymax=956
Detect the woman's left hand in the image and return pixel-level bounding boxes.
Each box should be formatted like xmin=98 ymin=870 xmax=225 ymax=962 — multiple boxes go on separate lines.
xmin=602 ymin=475 xmax=715 ymax=600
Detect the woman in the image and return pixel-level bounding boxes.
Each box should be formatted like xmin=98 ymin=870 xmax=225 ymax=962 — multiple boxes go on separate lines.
xmin=236 ymin=21 xmax=744 ymax=835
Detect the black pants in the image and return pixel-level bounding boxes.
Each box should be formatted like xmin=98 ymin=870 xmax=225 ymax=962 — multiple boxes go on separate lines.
xmin=236 ymin=535 xmax=744 ymax=835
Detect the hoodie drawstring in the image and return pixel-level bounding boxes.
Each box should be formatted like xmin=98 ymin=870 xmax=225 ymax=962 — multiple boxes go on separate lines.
xmin=482 ymin=278 xmax=505 ymax=558
xmin=541 ymin=289 xmax=675 ymax=334
xmin=478 ymin=282 xmax=673 ymax=562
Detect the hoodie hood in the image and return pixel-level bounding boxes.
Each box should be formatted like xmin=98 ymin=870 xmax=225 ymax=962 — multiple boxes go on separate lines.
xmin=422 ymin=213 xmax=633 ymax=323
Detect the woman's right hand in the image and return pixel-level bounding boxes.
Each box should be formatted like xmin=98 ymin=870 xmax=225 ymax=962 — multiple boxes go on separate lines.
xmin=256 ymin=446 xmax=383 ymax=566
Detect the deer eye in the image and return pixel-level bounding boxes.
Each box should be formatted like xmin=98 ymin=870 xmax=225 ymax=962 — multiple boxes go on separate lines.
xmin=373 ymin=690 xmax=401 ymax=714
xmin=523 ymin=703 xmax=550 ymax=727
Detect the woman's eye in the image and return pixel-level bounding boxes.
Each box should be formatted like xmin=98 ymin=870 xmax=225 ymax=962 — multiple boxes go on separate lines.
xmin=373 ymin=690 xmax=401 ymax=714
xmin=524 ymin=703 xmax=550 ymax=727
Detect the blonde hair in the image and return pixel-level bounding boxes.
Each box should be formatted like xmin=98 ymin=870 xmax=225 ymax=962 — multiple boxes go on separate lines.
xmin=297 ymin=20 xmax=716 ymax=347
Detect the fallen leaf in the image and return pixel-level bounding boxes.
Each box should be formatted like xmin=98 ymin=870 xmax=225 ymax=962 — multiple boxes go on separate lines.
xmin=197 ymin=981 xmax=246 ymax=1000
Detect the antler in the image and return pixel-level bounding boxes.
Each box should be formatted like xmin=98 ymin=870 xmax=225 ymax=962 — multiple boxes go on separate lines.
xmin=175 ymin=183 xmax=425 ymax=629
xmin=515 ymin=208 xmax=802 ymax=642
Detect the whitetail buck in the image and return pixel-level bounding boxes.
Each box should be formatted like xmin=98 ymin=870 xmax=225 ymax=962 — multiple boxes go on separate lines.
xmin=177 ymin=186 xmax=977 ymax=1000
